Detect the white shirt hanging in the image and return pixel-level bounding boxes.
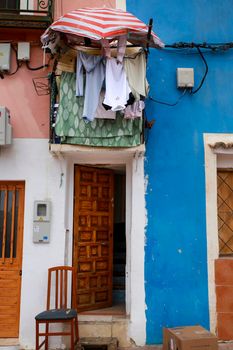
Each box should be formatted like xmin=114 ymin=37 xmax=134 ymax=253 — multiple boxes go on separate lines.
xmin=103 ymin=57 xmax=131 ymax=112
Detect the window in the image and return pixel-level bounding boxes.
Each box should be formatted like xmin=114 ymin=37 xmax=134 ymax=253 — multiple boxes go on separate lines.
xmin=217 ymin=170 xmax=233 ymax=255
xmin=0 ymin=0 xmax=19 ymax=10
xmin=0 ymin=185 xmax=20 ymax=259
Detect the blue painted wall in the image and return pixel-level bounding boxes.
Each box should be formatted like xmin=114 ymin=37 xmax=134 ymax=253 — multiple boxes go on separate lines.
xmin=127 ymin=0 xmax=233 ymax=344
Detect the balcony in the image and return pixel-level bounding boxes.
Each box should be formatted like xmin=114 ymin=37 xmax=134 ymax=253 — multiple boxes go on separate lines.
xmin=47 ymin=72 xmax=145 ymax=150
xmin=0 ymin=0 xmax=53 ymax=29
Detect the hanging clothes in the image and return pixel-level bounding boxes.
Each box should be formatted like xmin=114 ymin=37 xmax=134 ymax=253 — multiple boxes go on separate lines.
xmin=76 ymin=52 xmax=105 ymax=122
xmin=42 ymin=31 xmax=60 ymax=54
xmin=117 ymin=35 xmax=127 ymax=63
xmin=123 ymin=51 xmax=149 ymax=100
xmin=55 ymin=72 xmax=142 ymax=147
xmin=101 ymin=35 xmax=127 ymax=62
xmin=101 ymin=39 xmax=111 ymax=59
xmin=124 ymin=100 xmax=145 ymax=119
xmin=103 ymin=57 xmax=131 ymax=112
xmin=95 ymin=90 xmax=116 ymax=120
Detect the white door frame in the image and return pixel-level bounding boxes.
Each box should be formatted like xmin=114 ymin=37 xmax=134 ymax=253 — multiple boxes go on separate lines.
xmin=52 ymin=145 xmax=147 ymax=345
xmin=204 ymin=133 xmax=233 ymax=334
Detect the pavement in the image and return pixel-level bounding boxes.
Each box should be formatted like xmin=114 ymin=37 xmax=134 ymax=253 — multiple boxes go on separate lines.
xmin=118 ymin=343 xmax=233 ymax=350
xmin=1 ymin=341 xmax=233 ymax=350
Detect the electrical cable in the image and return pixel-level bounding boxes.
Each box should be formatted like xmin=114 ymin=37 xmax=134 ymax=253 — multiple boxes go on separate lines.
xmin=191 ymin=45 xmax=208 ymax=95
xmin=5 ymin=44 xmax=20 ymax=76
xmin=165 ymin=42 xmax=233 ymax=51
xmin=149 ymin=88 xmax=187 ymax=106
xmin=26 ymin=61 xmax=49 ymax=71
xmin=148 ymin=41 xmax=213 ymax=100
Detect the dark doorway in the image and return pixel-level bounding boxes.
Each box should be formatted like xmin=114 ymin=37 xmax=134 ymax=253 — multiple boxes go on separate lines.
xmin=113 ymin=174 xmax=126 ymax=305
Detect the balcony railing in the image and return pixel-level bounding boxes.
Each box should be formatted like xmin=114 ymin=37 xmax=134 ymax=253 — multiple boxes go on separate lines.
xmin=0 ymin=0 xmax=53 ymax=28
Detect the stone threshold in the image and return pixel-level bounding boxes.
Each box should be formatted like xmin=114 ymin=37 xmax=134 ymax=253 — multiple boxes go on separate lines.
xmin=0 ymin=339 xmax=19 ymax=347
xmin=78 ymin=314 xmax=129 ymax=322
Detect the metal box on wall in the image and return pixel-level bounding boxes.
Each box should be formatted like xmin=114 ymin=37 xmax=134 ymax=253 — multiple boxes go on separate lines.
xmin=0 ymin=43 xmax=11 ymax=71
xmin=0 ymin=106 xmax=12 ymax=145
xmin=33 ymin=201 xmax=51 ymax=243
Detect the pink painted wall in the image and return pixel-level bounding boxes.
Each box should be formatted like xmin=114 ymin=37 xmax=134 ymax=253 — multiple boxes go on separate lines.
xmin=0 ymin=29 xmax=50 ymax=139
xmin=0 ymin=0 xmax=117 ymax=139
xmin=54 ymin=0 xmax=116 ymax=19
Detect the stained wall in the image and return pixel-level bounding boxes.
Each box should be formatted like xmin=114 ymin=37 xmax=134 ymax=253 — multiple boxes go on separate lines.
xmin=0 ymin=0 xmax=118 ymax=139
xmin=126 ymin=0 xmax=233 ymax=344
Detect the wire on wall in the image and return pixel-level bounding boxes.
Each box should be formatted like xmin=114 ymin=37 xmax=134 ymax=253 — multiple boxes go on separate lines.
xmin=5 ymin=44 xmax=20 ymax=76
xmin=149 ymin=88 xmax=187 ymax=106
xmin=164 ymin=42 xmax=233 ymax=51
xmin=149 ymin=41 xmax=233 ymax=107
xmin=26 ymin=61 xmax=49 ymax=71
xmin=191 ymin=45 xmax=208 ymax=95
xmin=0 ymin=43 xmax=50 ymax=78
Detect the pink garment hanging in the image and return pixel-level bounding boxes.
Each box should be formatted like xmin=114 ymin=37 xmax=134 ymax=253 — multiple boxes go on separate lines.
xmin=124 ymin=100 xmax=145 ymax=119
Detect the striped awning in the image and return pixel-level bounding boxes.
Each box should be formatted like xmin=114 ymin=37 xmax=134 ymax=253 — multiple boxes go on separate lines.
xmin=41 ymin=7 xmax=164 ymax=48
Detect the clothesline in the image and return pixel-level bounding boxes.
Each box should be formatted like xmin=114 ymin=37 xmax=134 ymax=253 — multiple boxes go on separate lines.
xmin=74 ymin=50 xmax=148 ymax=122
xmin=54 ymin=71 xmax=143 ymax=148
xmin=51 ymin=43 xmax=148 ymax=147
xmin=63 ymin=44 xmax=145 ymax=61
xmin=66 ymin=43 xmax=147 ymax=49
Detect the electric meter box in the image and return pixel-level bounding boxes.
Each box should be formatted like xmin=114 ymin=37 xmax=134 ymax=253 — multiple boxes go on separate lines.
xmin=17 ymin=42 xmax=30 ymax=61
xmin=0 ymin=43 xmax=11 ymax=71
xmin=33 ymin=201 xmax=51 ymax=243
xmin=177 ymin=68 xmax=194 ymax=88
xmin=0 ymin=106 xmax=12 ymax=145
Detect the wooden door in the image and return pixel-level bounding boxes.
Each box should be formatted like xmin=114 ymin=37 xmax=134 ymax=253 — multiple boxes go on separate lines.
xmin=73 ymin=166 xmax=114 ymax=311
xmin=0 ymin=182 xmax=25 ymax=338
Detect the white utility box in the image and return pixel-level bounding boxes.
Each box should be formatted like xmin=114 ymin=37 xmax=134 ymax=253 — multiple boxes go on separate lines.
xmin=0 ymin=43 xmax=11 ymax=71
xmin=33 ymin=201 xmax=51 ymax=243
xmin=0 ymin=106 xmax=12 ymax=145
xmin=17 ymin=42 xmax=30 ymax=61
xmin=177 ymin=68 xmax=194 ymax=88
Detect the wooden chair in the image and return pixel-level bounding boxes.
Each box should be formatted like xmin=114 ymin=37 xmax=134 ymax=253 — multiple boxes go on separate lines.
xmin=35 ymin=266 xmax=79 ymax=350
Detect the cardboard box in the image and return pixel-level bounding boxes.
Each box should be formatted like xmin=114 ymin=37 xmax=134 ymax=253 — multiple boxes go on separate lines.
xmin=163 ymin=326 xmax=218 ymax=350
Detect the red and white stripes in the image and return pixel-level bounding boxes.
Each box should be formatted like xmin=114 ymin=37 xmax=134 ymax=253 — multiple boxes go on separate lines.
xmin=47 ymin=7 xmax=164 ymax=48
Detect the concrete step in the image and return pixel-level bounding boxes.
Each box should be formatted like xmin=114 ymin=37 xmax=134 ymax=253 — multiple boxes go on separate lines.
xmin=78 ymin=314 xmax=130 ymax=348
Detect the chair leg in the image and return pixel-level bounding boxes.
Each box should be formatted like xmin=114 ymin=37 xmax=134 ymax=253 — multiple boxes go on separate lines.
xmin=45 ymin=322 xmax=49 ymax=350
xmin=75 ymin=316 xmax=79 ymax=343
xmin=36 ymin=320 xmax=39 ymax=350
xmin=70 ymin=319 xmax=74 ymax=350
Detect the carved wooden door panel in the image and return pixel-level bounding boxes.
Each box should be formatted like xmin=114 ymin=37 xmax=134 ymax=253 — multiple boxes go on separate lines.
xmin=73 ymin=166 xmax=114 ymax=311
xmin=0 ymin=181 xmax=25 ymax=337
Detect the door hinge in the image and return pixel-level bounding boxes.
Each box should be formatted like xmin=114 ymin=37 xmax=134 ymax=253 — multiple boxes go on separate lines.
xmin=19 ymin=270 xmax=22 ymax=276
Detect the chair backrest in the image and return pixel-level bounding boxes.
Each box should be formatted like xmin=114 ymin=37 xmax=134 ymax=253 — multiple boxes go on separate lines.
xmin=46 ymin=266 xmax=77 ymax=310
